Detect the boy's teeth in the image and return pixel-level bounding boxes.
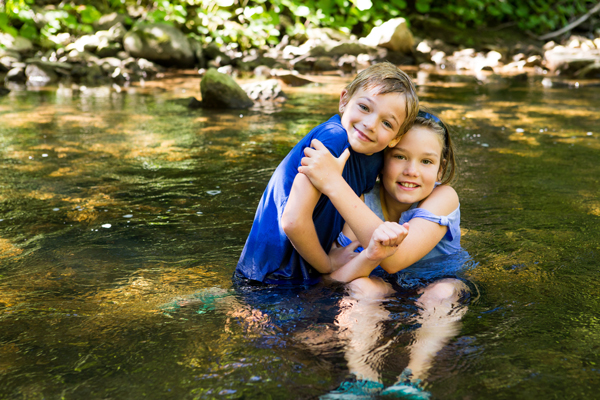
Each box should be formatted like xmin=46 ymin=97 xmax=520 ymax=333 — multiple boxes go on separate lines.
xmin=400 ymin=182 xmax=418 ymax=188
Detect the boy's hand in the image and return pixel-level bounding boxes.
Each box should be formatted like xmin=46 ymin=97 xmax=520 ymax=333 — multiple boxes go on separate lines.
xmin=298 ymin=139 xmax=350 ymax=194
xmin=328 ymin=240 xmax=360 ymax=273
xmin=364 ymin=222 xmax=410 ymax=262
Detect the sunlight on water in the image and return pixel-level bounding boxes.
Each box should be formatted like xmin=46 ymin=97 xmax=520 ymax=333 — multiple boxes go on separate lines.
xmin=0 ymin=74 xmax=599 ymax=399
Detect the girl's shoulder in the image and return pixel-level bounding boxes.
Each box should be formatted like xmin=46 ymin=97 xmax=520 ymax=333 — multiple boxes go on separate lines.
xmin=417 ymin=184 xmax=459 ymax=217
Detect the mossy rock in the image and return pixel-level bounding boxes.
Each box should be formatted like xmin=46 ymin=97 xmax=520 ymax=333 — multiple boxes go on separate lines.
xmin=200 ymin=68 xmax=253 ymax=109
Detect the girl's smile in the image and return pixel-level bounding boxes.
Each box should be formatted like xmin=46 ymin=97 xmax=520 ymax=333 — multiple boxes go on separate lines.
xmin=381 ymin=126 xmax=444 ymax=216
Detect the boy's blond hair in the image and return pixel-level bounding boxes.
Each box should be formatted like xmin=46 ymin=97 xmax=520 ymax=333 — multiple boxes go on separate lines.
xmin=341 ymin=62 xmax=418 ymax=139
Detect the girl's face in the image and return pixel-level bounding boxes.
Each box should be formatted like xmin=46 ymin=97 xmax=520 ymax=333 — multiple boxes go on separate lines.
xmin=381 ymin=125 xmax=444 ymax=210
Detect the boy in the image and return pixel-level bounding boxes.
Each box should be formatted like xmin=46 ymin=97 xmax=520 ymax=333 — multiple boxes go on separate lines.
xmin=235 ymin=62 xmax=418 ymax=285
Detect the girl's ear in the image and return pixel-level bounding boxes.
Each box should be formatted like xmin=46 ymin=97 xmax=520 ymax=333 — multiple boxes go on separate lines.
xmin=387 ymin=136 xmax=401 ymax=148
xmin=339 ymin=89 xmax=349 ymax=113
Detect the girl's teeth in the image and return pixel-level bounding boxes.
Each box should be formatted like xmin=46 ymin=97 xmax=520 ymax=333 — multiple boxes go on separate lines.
xmin=400 ymin=182 xmax=418 ymax=188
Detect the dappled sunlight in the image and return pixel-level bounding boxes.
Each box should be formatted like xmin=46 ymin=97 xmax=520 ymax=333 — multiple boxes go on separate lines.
xmin=489 ymin=148 xmax=543 ymax=157
xmin=507 ymin=131 xmax=540 ymax=146
xmin=0 ymin=238 xmax=23 ymax=259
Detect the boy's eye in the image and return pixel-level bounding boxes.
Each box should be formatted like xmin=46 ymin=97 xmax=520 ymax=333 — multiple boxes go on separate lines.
xmin=359 ymin=104 xmax=369 ymax=111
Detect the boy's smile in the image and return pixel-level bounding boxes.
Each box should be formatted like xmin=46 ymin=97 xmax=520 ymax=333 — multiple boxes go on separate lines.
xmin=381 ymin=126 xmax=443 ymax=214
xmin=340 ymin=87 xmax=407 ymax=155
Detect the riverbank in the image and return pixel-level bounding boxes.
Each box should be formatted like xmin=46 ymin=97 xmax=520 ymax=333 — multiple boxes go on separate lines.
xmin=2 ymin=15 xmax=600 ymax=101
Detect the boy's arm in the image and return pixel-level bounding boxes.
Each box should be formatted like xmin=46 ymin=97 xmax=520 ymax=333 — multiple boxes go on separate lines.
xmin=298 ymin=140 xmax=385 ymax=248
xmin=281 ymin=173 xmax=356 ymax=274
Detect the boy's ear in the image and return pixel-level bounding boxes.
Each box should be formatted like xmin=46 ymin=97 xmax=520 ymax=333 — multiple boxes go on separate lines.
xmin=387 ymin=136 xmax=401 ymax=148
xmin=339 ymin=89 xmax=349 ymax=113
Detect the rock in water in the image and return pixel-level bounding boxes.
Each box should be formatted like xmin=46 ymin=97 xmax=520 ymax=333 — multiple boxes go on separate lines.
xmin=359 ymin=18 xmax=414 ymax=53
xmin=25 ymin=64 xmax=58 ymax=87
xmin=200 ymin=68 xmax=254 ymax=109
xmin=123 ymin=23 xmax=195 ymax=68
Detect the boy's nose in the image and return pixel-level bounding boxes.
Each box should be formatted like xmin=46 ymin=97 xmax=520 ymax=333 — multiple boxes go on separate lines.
xmin=363 ymin=114 xmax=376 ymax=131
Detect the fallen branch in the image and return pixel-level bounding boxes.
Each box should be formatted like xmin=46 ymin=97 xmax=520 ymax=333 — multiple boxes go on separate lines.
xmin=538 ymin=2 xmax=600 ymax=41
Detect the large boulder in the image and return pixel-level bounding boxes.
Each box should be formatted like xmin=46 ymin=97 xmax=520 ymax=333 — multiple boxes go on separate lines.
xmin=359 ymin=18 xmax=414 ymax=53
xmin=5 ymin=67 xmax=26 ymax=84
xmin=0 ymin=34 xmax=33 ymax=54
xmin=544 ymin=45 xmax=600 ymax=77
xmin=123 ymin=23 xmax=194 ymax=68
xmin=25 ymin=64 xmax=58 ymax=87
xmin=200 ymin=68 xmax=254 ymax=109
xmin=94 ymin=12 xmax=127 ymax=31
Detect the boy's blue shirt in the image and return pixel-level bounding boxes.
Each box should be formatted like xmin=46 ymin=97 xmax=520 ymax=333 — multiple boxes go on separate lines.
xmin=236 ymin=115 xmax=384 ymax=285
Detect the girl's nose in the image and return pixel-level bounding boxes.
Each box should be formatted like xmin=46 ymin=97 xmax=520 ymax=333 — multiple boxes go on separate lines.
xmin=403 ymin=162 xmax=418 ymax=176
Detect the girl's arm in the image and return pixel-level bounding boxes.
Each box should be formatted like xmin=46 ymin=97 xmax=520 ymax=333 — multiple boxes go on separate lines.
xmin=281 ymin=173 xmax=357 ymax=274
xmin=329 ymin=221 xmax=409 ymax=282
xmin=299 ymin=140 xmax=458 ymax=274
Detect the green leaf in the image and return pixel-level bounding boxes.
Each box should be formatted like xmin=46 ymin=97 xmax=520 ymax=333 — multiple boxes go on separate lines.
xmin=487 ymin=5 xmax=501 ymax=17
xmin=19 ymin=21 xmax=38 ymax=39
xmin=147 ymin=9 xmax=168 ymax=23
xmin=515 ymin=5 xmax=528 ymax=18
xmin=499 ymin=2 xmax=513 ymax=15
xmin=0 ymin=13 xmax=19 ymax=37
xmin=415 ymin=0 xmax=430 ymax=13
xmin=79 ymin=5 xmax=101 ymax=24
xmin=391 ymin=0 xmax=407 ymax=9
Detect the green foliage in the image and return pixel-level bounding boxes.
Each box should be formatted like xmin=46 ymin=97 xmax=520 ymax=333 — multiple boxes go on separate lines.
xmin=0 ymin=0 xmax=597 ymax=51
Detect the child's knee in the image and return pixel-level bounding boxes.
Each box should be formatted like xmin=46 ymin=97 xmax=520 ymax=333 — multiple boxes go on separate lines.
xmin=418 ymin=278 xmax=467 ymax=306
xmin=348 ymin=277 xmax=394 ymax=300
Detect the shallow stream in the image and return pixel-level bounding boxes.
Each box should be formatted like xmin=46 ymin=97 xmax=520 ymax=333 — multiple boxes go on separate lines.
xmin=1 ymin=72 xmax=599 ymax=399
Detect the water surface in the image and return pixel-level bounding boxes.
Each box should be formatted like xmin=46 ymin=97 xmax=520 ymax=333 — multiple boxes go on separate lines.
xmin=1 ymin=73 xmax=599 ymax=399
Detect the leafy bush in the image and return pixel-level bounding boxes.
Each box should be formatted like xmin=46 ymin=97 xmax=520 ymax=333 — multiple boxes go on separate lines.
xmin=0 ymin=0 xmax=597 ymax=51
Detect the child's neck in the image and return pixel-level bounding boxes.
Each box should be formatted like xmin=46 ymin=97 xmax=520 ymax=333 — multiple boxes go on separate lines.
xmin=379 ymin=184 xmax=413 ymax=222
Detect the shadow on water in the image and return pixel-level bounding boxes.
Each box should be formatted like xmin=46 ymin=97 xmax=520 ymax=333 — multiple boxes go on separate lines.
xmin=0 ymin=75 xmax=599 ymax=399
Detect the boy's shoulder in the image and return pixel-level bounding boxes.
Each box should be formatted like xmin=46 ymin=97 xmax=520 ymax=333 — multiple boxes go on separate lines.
xmin=306 ymin=115 xmax=349 ymax=155
xmin=310 ymin=115 xmax=344 ymax=135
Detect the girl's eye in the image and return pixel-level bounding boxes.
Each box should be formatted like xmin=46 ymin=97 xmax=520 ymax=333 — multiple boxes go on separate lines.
xmin=394 ymin=154 xmax=406 ymax=160
xmin=422 ymin=159 xmax=433 ymax=165
xmin=359 ymin=104 xmax=369 ymax=111
xmin=383 ymin=121 xmax=392 ymax=129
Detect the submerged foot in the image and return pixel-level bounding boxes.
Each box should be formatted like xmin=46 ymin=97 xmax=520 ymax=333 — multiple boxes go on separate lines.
xmin=320 ymin=375 xmax=384 ymax=399
xmin=380 ymin=369 xmax=431 ymax=399
xmin=159 ymin=287 xmax=231 ymax=315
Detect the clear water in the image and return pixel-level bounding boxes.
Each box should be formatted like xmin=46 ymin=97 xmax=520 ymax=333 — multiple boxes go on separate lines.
xmin=0 ymin=73 xmax=599 ymax=399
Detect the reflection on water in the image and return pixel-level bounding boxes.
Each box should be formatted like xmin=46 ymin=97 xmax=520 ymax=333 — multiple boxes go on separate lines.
xmin=1 ymin=75 xmax=599 ymax=399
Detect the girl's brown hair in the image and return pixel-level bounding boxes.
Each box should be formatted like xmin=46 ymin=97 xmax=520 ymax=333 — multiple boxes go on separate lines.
xmin=414 ymin=109 xmax=457 ymax=185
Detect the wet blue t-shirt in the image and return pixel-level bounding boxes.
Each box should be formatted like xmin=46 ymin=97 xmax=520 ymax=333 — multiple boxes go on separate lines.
xmin=236 ymin=115 xmax=384 ymax=284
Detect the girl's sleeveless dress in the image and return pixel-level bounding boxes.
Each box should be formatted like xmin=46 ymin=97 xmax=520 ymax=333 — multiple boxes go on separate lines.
xmin=337 ymin=182 xmax=472 ymax=288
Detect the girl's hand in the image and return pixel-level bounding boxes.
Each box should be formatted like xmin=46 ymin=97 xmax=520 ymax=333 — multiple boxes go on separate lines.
xmin=298 ymin=139 xmax=350 ymax=194
xmin=328 ymin=240 xmax=361 ymax=273
xmin=364 ymin=222 xmax=410 ymax=262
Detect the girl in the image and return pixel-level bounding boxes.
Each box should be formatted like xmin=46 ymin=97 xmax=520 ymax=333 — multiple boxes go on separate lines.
xmin=299 ymin=110 xmax=471 ymax=398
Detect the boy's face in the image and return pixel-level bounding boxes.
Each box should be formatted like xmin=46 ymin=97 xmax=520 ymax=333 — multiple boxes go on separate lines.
xmin=339 ymin=86 xmax=407 ymax=155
